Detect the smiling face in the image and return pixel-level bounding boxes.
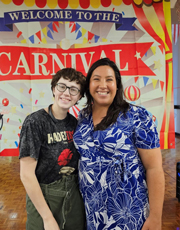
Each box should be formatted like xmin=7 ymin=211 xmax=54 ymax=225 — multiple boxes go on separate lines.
xmin=89 ymin=65 xmax=117 ymax=109
xmin=53 ymin=77 xmax=81 ymax=112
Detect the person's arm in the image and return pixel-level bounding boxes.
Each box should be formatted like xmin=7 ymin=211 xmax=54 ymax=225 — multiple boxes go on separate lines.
xmin=138 ymin=147 xmax=164 ymax=230
xmin=20 ymin=157 xmax=60 ymax=230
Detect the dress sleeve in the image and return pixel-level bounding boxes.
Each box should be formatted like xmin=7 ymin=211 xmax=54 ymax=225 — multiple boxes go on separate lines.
xmin=19 ymin=116 xmax=42 ymax=160
xmin=133 ymin=107 xmax=160 ymax=149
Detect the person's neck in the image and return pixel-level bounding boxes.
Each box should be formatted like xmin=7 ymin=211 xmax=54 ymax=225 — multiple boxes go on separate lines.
xmin=51 ymin=104 xmax=68 ymax=120
xmin=92 ymin=105 xmax=108 ymax=126
xmin=92 ymin=104 xmax=108 ymax=116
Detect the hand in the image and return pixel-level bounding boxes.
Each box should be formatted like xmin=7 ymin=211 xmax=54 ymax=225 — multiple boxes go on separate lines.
xmin=141 ymin=216 xmax=162 ymax=230
xmin=43 ymin=216 xmax=60 ymax=230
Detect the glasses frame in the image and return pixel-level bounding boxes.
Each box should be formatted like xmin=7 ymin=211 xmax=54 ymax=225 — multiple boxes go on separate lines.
xmin=56 ymin=83 xmax=80 ymax=96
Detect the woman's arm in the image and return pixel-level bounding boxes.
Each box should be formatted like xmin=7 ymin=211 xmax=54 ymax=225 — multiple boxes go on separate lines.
xmin=20 ymin=157 xmax=60 ymax=230
xmin=138 ymin=147 xmax=165 ymax=230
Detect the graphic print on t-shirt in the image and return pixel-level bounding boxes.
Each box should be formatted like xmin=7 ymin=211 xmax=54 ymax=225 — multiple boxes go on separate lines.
xmin=47 ymin=131 xmax=74 ymax=144
xmin=57 ymin=149 xmax=73 ymax=166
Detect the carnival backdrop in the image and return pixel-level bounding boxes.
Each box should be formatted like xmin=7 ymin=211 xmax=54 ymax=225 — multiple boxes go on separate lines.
xmin=0 ymin=0 xmax=175 ymax=156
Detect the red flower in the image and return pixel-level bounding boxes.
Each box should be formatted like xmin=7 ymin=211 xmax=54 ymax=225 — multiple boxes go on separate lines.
xmin=58 ymin=149 xmax=73 ymax=166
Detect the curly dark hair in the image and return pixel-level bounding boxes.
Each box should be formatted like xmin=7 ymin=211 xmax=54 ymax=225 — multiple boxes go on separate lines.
xmin=51 ymin=68 xmax=86 ymax=97
xmin=85 ymin=58 xmax=129 ymax=130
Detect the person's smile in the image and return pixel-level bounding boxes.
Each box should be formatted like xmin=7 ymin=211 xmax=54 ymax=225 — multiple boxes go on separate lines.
xmin=60 ymin=96 xmax=71 ymax=103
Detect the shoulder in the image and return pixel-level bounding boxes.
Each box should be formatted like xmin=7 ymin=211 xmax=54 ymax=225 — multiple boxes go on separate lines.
xmin=79 ymin=108 xmax=90 ymax=119
xmin=68 ymin=113 xmax=77 ymax=122
xmin=129 ymin=104 xmax=147 ymax=113
xmin=77 ymin=108 xmax=90 ymax=124
xmin=22 ymin=109 xmax=48 ymax=129
xmin=64 ymin=112 xmax=77 ymax=129
xmin=28 ymin=109 xmax=46 ymax=119
xmin=20 ymin=109 xmax=47 ymax=143
xmin=124 ymin=104 xmax=150 ymax=118
xmin=117 ymin=104 xmax=154 ymax=128
xmin=131 ymin=105 xmax=152 ymax=121
xmin=117 ymin=104 xmax=144 ymax=119
xmin=127 ymin=105 xmax=157 ymax=131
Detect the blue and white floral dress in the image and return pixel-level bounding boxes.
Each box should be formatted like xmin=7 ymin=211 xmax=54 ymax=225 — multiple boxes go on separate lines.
xmin=73 ymin=105 xmax=160 ymax=230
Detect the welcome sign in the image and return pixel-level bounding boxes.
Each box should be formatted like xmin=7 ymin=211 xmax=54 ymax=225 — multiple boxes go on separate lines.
xmin=0 ymin=0 xmax=175 ymax=156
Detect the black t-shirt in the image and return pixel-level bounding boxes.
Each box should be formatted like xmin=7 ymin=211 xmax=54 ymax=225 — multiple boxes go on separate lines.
xmin=19 ymin=108 xmax=79 ymax=184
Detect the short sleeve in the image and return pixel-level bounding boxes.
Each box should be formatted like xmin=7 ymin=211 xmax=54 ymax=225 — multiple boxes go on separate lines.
xmin=133 ymin=107 xmax=160 ymax=149
xmin=19 ymin=116 xmax=42 ymax=160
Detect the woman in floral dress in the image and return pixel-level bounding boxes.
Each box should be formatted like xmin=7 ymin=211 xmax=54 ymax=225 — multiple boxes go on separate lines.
xmin=73 ymin=58 xmax=164 ymax=230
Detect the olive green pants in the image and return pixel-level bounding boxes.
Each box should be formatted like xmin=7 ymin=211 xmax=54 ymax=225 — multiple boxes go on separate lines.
xmin=26 ymin=174 xmax=86 ymax=230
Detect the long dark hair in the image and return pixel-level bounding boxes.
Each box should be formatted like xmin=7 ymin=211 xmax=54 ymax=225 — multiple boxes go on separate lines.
xmin=85 ymin=58 xmax=129 ymax=130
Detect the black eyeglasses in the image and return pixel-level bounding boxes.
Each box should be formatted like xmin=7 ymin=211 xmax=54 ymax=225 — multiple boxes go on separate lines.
xmin=56 ymin=83 xmax=80 ymax=96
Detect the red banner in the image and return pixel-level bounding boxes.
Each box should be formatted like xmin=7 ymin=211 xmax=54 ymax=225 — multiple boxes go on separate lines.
xmin=0 ymin=42 xmax=154 ymax=81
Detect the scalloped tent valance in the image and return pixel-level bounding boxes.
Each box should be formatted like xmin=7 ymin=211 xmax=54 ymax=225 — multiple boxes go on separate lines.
xmin=1 ymin=0 xmax=163 ymax=9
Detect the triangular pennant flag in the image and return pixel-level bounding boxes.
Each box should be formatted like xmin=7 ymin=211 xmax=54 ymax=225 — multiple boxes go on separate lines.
xmin=82 ymin=28 xmax=87 ymax=36
xmin=0 ymin=18 xmax=12 ymax=31
xmin=75 ymin=23 xmax=81 ymax=32
xmin=83 ymin=37 xmax=88 ymax=44
xmin=41 ymin=37 xmax=47 ymax=44
xmin=152 ymin=79 xmax=158 ymax=89
xmin=54 ymin=21 xmax=59 ymax=27
xmin=102 ymin=38 xmax=108 ymax=42
xmin=48 ymin=22 xmax=54 ymax=32
xmin=160 ymin=81 xmax=164 ymax=91
xmin=69 ymin=22 xmax=74 ymax=28
xmin=42 ymin=27 xmax=47 ymax=37
xmin=76 ymin=30 xmax=82 ymax=40
xmin=52 ymin=22 xmax=58 ymax=32
xmin=134 ymin=77 xmax=139 ymax=83
xmin=88 ymin=31 xmax=94 ymax=41
xmin=36 ymin=31 xmax=42 ymax=41
xmin=143 ymin=76 xmax=149 ymax=86
xmin=94 ymin=35 xmax=100 ymax=43
xmin=71 ymin=23 xmax=76 ymax=33
xmin=21 ymin=39 xmax=27 ymax=43
xmin=59 ymin=21 xmax=63 ymax=24
xmin=151 ymin=46 xmax=156 ymax=55
xmin=29 ymin=35 xmax=34 ymax=43
xmin=6 ymin=24 xmax=13 ymax=31
xmin=47 ymin=30 xmax=54 ymax=40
